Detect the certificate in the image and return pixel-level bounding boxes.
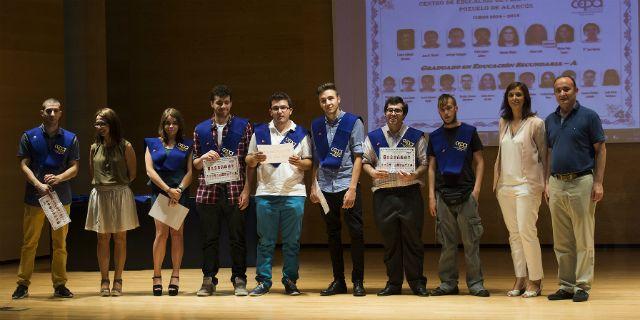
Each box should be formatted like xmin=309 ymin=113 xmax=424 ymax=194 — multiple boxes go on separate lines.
xmin=148 ymin=193 xmax=189 ymax=230
xmin=256 ymin=143 xmax=294 ymax=164
xmin=203 ymin=156 xmax=240 ymax=185
xmin=313 ymin=179 xmax=330 ymax=215
xmin=378 ymin=147 xmax=415 ymax=173
xmin=38 ymin=191 xmax=71 ymax=230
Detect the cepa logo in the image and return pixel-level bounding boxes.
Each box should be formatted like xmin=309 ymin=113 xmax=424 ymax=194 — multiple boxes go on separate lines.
xmin=571 ymin=0 xmax=603 ymax=11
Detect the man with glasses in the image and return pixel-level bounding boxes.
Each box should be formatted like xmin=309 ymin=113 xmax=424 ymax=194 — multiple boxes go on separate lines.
xmin=13 ymin=98 xmax=79 ymax=299
xmin=362 ymin=96 xmax=429 ymax=296
xmin=245 ymin=92 xmax=312 ymax=296
xmin=427 ymin=94 xmax=489 ymax=297
xmin=310 ymin=83 xmax=366 ymax=296
xmin=193 ymin=85 xmax=253 ymax=296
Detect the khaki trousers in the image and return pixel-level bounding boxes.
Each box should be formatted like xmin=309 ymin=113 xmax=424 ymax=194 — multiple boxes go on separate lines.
xmin=549 ymin=175 xmax=596 ymax=293
xmin=17 ymin=204 xmax=70 ymax=287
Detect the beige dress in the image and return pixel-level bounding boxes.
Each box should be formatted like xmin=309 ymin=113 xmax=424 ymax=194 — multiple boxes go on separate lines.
xmin=85 ymin=139 xmax=139 ymax=233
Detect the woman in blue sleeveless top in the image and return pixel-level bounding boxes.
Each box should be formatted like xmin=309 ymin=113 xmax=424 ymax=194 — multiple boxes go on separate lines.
xmin=144 ymin=108 xmax=193 ymax=296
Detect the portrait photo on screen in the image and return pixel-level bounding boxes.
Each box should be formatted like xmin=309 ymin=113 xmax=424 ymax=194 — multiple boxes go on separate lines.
xmin=498 ymin=26 xmax=520 ymax=47
xmin=525 ymin=23 xmax=548 ymax=45
xmin=420 ymin=75 xmax=436 ymax=92
xmin=397 ymin=29 xmax=415 ymax=50
xmin=423 ymin=30 xmax=440 ymax=49
xmin=555 ymin=24 xmax=575 ymax=43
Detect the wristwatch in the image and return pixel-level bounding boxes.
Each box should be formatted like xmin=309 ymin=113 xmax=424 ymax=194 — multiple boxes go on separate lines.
xmin=177 ymin=185 xmax=185 ymax=193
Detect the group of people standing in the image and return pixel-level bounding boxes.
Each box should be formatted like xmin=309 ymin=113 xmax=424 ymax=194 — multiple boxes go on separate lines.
xmin=12 ymin=77 xmax=605 ymax=303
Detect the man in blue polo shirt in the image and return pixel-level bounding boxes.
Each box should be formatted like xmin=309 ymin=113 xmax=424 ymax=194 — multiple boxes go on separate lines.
xmin=13 ymin=98 xmax=79 ymax=299
xmin=545 ymin=76 xmax=606 ymax=302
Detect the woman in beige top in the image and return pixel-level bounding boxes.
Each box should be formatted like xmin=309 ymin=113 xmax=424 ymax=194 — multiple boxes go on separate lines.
xmin=493 ymin=82 xmax=547 ymax=298
xmin=85 ymin=108 xmax=139 ymax=296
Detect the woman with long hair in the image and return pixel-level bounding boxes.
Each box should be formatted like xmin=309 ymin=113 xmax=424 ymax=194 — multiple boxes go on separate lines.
xmin=493 ymin=82 xmax=546 ymax=298
xmin=144 ymin=108 xmax=193 ymax=296
xmin=85 ymin=108 xmax=139 ymax=296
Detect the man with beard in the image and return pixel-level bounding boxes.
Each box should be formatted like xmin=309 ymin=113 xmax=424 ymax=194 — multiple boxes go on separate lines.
xmin=193 ymin=85 xmax=253 ymax=297
xmin=427 ymin=94 xmax=489 ymax=297
xmin=310 ymin=83 xmax=366 ymax=296
xmin=362 ymin=96 xmax=429 ymax=297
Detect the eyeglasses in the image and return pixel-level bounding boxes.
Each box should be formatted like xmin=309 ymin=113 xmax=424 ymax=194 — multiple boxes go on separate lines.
xmin=385 ymin=108 xmax=404 ymax=114
xmin=270 ymin=105 xmax=291 ymax=112
xmin=94 ymin=121 xmax=108 ymax=127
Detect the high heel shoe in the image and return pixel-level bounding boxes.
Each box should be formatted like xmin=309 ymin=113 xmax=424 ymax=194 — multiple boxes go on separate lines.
xmin=111 ymin=279 xmax=123 ymax=297
xmin=100 ymin=279 xmax=110 ymax=297
xmin=152 ymin=276 xmax=162 ymax=296
xmin=507 ymin=288 xmax=525 ymax=297
xmin=168 ymin=276 xmax=179 ymax=296
xmin=522 ymin=286 xmax=542 ymax=298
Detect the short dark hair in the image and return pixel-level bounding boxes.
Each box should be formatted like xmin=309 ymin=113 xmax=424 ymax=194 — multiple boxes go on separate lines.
xmin=383 ymin=96 xmax=408 ymax=115
xmin=553 ymin=75 xmax=578 ymax=89
xmin=317 ymin=82 xmax=339 ymax=96
xmin=437 ymin=94 xmax=457 ymax=108
xmin=209 ymin=85 xmax=232 ymax=101
xmin=269 ymin=92 xmax=293 ymax=108
xmin=500 ymin=82 xmax=536 ymax=121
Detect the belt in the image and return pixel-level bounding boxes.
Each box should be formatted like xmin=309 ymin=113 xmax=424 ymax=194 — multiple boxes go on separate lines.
xmin=552 ymin=170 xmax=592 ymax=182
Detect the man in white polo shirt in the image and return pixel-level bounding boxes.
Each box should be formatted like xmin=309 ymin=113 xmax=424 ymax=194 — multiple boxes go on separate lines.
xmin=245 ymin=92 xmax=312 ymax=296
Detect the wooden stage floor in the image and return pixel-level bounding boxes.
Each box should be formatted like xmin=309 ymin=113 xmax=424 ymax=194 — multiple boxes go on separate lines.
xmin=0 ymin=247 xmax=638 ymax=319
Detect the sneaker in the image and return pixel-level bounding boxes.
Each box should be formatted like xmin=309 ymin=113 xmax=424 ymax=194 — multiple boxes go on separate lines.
xmin=233 ymin=277 xmax=248 ymax=296
xmin=54 ymin=285 xmax=74 ymax=298
xmin=283 ymin=279 xmax=301 ymax=296
xmin=12 ymin=285 xmax=28 ymax=299
xmin=548 ymin=289 xmax=574 ymax=301
xmin=572 ymin=289 xmax=589 ymax=302
xmin=196 ymin=277 xmax=215 ymax=297
xmin=249 ymin=283 xmax=270 ymax=296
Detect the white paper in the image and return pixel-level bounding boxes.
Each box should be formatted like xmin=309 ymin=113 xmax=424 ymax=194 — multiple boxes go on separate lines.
xmin=148 ymin=194 xmax=189 ymax=230
xmin=38 ymin=191 xmax=71 ymax=230
xmin=313 ymin=179 xmax=330 ymax=215
xmin=378 ymin=147 xmax=416 ymax=173
xmin=203 ymin=156 xmax=240 ymax=185
xmin=257 ymin=143 xmax=294 ymax=164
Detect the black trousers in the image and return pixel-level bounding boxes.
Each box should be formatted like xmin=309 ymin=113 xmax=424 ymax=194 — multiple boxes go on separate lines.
xmin=196 ymin=190 xmax=247 ymax=285
xmin=322 ymin=186 xmax=365 ymax=282
xmin=373 ymin=184 xmax=426 ymax=288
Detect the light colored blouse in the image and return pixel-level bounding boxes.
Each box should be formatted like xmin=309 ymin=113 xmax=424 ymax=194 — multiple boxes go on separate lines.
xmin=493 ymin=116 xmax=547 ymax=193
xmin=499 ymin=124 xmax=527 ymax=186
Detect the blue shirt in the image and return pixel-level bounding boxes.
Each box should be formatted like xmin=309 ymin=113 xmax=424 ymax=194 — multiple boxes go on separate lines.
xmin=313 ymin=111 xmax=365 ymax=193
xmin=545 ymin=102 xmax=605 ymax=175
xmin=18 ymin=125 xmax=80 ymax=206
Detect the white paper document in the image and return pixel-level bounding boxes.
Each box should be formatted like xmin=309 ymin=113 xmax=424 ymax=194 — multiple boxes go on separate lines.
xmin=38 ymin=191 xmax=71 ymax=230
xmin=257 ymin=143 xmax=294 ymax=164
xmin=313 ymin=179 xmax=330 ymax=215
xmin=378 ymin=147 xmax=416 ymax=173
xmin=148 ymin=193 xmax=189 ymax=230
xmin=203 ymin=156 xmax=240 ymax=185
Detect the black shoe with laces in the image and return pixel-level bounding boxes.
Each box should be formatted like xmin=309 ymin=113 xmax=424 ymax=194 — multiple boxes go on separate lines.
xmin=548 ymin=289 xmax=574 ymax=300
xmin=12 ymin=285 xmax=28 ymax=299
xmin=353 ymin=280 xmax=366 ymax=297
xmin=430 ymin=286 xmax=459 ymax=296
xmin=320 ymin=280 xmax=347 ymax=296
xmin=283 ymin=279 xmax=301 ymax=296
xmin=572 ymin=289 xmax=589 ymax=302
xmin=54 ymin=285 xmax=74 ymax=298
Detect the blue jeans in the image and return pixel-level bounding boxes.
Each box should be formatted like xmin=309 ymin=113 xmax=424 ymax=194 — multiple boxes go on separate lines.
xmin=254 ymin=196 xmax=305 ymax=288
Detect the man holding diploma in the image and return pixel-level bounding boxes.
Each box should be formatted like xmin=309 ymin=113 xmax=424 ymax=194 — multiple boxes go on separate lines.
xmin=13 ymin=98 xmax=79 ymax=299
xmin=427 ymin=94 xmax=489 ymax=297
xmin=309 ymin=83 xmax=366 ymax=297
xmin=362 ymin=96 xmax=429 ymax=296
xmin=245 ymin=92 xmax=312 ymax=296
xmin=193 ymin=85 xmax=253 ymax=296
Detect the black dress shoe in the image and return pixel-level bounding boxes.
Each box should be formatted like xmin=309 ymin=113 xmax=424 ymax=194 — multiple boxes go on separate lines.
xmin=430 ymin=286 xmax=459 ymax=296
xmin=572 ymin=289 xmax=589 ymax=302
xmin=472 ymin=289 xmax=490 ymax=297
xmin=377 ymin=284 xmax=402 ymax=296
xmin=353 ymin=280 xmax=366 ymax=297
xmin=320 ymin=280 xmax=347 ymax=296
xmin=412 ymin=285 xmax=429 ymax=297
xmin=548 ymin=289 xmax=574 ymax=300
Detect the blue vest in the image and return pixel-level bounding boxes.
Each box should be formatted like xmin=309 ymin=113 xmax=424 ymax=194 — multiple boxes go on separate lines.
xmin=254 ymin=123 xmax=308 ymax=167
xmin=311 ymin=112 xmax=361 ymax=168
xmin=429 ymin=123 xmax=475 ymax=176
xmin=25 ymin=126 xmax=76 ymax=173
xmin=194 ymin=117 xmax=249 ymax=157
xmin=144 ymin=137 xmax=193 ymax=172
xmin=367 ymin=127 xmax=424 ymax=164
